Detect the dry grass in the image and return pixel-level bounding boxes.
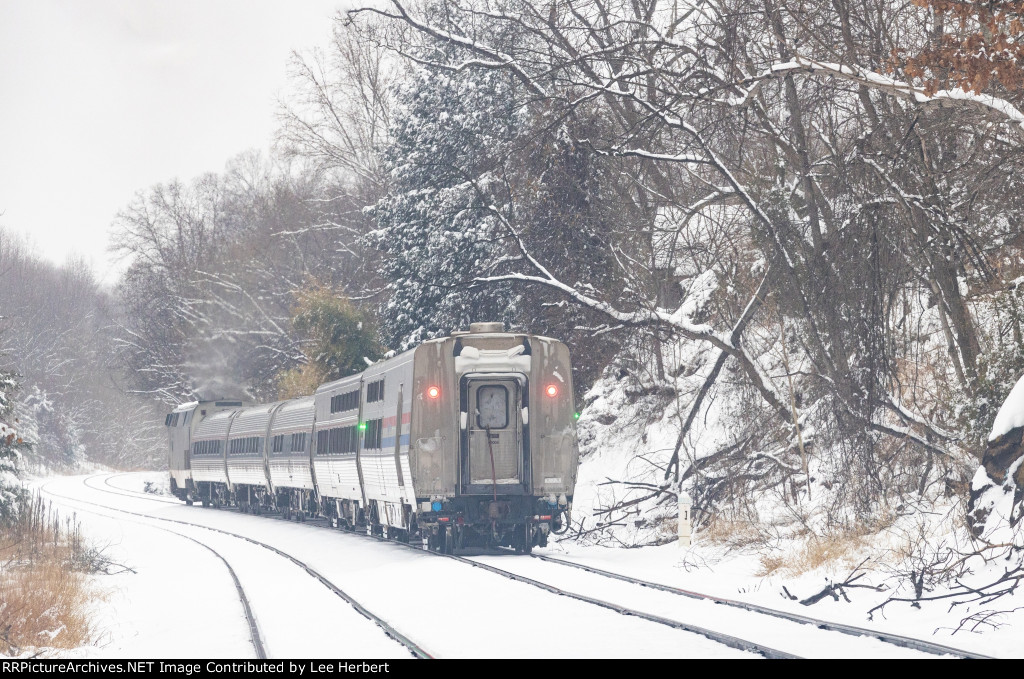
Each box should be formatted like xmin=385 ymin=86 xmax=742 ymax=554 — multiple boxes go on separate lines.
xmin=702 ymin=515 xmax=774 ymax=550
xmin=756 ymin=531 xmax=871 ymax=577
xmin=0 ymin=494 xmax=95 ymax=656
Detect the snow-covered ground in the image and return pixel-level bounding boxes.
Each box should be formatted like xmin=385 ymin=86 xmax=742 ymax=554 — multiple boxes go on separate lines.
xmin=25 ymin=472 xmax=1019 ymax=658
xmin=34 ymin=473 xmax=750 ymax=658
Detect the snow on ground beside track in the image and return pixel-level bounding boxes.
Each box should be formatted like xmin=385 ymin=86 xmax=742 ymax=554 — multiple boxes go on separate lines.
xmin=39 ymin=474 xmax=755 ymax=659
xmin=30 ymin=494 xmax=255 ymax=658
xmin=536 ymin=539 xmax=1024 ymax=659
xmin=35 ymin=472 xmax=1022 ymax=658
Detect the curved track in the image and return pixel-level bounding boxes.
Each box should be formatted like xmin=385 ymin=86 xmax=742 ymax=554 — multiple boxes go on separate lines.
xmin=44 ymin=477 xmax=431 ymax=659
xmin=154 ymin=526 xmax=267 ymax=658
xmin=101 ymin=473 xmax=180 ymax=504
xmin=70 ymin=473 xmax=992 ymax=659
xmin=36 ymin=483 xmax=267 ymax=658
xmin=78 ymin=476 xmax=788 ymax=658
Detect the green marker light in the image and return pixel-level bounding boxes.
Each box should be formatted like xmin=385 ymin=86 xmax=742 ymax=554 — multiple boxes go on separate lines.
xmin=358 ymin=422 xmax=367 ymax=431
xmin=574 ymin=412 xmax=581 ymax=420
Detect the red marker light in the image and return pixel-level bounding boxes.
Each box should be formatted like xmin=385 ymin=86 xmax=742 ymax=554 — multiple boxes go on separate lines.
xmin=427 ymin=386 xmax=441 ymax=399
xmin=545 ymin=384 xmax=558 ymax=398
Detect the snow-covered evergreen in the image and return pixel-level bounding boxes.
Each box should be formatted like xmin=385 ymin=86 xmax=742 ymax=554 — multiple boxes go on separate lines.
xmin=0 ymin=369 xmax=28 ymax=524
xmin=369 ymin=65 xmax=524 ymax=348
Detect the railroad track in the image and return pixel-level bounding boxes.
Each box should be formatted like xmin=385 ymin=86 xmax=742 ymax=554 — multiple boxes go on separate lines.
xmin=77 ymin=473 xmax=991 ymax=659
xmin=96 ymin=473 xmax=180 ymax=503
xmin=42 ymin=478 xmax=431 ymax=659
xmin=40 ymin=482 xmax=267 ymax=658
xmin=77 ymin=475 xmax=788 ymax=658
xmin=527 ymin=552 xmax=991 ymax=660
xmin=155 ymin=526 xmax=267 ymax=659
xmin=440 ymin=549 xmax=795 ymax=658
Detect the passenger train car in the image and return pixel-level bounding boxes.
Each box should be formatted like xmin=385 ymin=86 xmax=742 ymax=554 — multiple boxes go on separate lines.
xmin=165 ymin=323 xmax=579 ymax=553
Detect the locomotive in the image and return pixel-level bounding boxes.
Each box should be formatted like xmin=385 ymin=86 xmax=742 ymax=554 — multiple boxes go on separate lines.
xmin=165 ymin=323 xmax=579 ymax=553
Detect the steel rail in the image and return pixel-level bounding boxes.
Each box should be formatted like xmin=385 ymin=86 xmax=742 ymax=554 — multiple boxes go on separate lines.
xmin=528 ymin=553 xmax=991 ymax=660
xmin=81 ymin=473 xmax=993 ymax=659
xmin=41 ymin=481 xmax=266 ymax=659
xmin=42 ymin=478 xmax=432 ymax=659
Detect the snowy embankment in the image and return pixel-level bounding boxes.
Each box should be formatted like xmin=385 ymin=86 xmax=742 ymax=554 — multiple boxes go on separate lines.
xmin=566 ymin=331 xmax=1022 ymax=658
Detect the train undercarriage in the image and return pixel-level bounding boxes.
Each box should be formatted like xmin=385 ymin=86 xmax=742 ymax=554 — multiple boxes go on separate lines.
xmin=183 ymin=477 xmax=569 ymax=554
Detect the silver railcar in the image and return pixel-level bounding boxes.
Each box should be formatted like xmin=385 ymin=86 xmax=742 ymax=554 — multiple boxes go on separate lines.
xmin=225 ymin=401 xmax=281 ymax=513
xmin=266 ymin=396 xmax=316 ymax=520
xmin=165 ymin=402 xmax=197 ymax=503
xmin=165 ymin=323 xmax=579 ymax=553
xmin=189 ymin=408 xmax=239 ymax=506
xmin=167 ymin=400 xmax=245 ymax=504
xmin=400 ymin=323 xmax=578 ymax=552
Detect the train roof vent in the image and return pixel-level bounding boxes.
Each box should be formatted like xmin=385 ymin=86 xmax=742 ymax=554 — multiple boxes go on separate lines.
xmin=468 ymin=322 xmax=504 ymax=333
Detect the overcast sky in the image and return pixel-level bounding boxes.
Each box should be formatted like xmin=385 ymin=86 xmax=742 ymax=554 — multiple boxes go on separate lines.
xmin=0 ymin=0 xmax=344 ymax=284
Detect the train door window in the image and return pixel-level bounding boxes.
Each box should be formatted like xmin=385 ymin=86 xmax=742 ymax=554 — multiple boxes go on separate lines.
xmin=272 ymin=435 xmax=284 ymax=454
xmin=476 ymin=385 xmax=509 ymax=429
xmin=362 ymin=418 xmax=383 ymax=449
xmin=316 ymin=429 xmax=328 ymax=455
xmin=165 ymin=414 xmax=172 ymax=426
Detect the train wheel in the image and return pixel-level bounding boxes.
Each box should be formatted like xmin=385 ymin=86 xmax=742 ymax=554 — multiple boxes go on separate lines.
xmin=522 ymin=523 xmax=534 ymax=554
xmin=440 ymin=527 xmax=454 ymax=554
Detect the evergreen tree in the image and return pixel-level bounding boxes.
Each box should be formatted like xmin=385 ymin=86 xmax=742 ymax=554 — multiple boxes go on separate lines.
xmin=278 ymin=285 xmax=383 ymax=398
xmin=369 ymin=65 xmax=524 ymax=349
xmin=0 ymin=369 xmax=27 ymax=526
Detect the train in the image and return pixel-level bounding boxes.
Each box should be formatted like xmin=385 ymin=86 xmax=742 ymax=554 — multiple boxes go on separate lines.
xmin=165 ymin=322 xmax=579 ymax=553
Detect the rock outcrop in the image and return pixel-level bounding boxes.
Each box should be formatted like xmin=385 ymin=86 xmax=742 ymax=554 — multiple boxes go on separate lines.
xmin=967 ymin=426 xmax=1024 ymax=539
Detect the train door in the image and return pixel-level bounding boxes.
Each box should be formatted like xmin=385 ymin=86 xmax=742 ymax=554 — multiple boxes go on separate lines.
xmin=461 ymin=375 xmax=527 ymax=494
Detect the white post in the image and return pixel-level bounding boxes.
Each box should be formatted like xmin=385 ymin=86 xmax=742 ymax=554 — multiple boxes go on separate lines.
xmin=678 ymin=492 xmax=692 ymax=547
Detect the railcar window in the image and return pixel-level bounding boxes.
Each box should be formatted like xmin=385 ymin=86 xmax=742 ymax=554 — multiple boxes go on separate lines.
xmin=165 ymin=414 xmax=172 ymax=426
xmin=330 ymin=389 xmax=360 ymax=413
xmin=366 ymin=379 xmax=385 ymax=403
xmin=316 ymin=426 xmax=360 ymax=455
xmin=477 ymin=386 xmax=509 ymax=429
xmin=272 ymin=435 xmax=284 ymax=453
xmin=193 ymin=440 xmax=224 ymax=456
xmin=228 ymin=436 xmax=262 ymax=456
xmin=290 ymin=432 xmax=306 ymax=453
xmin=362 ymin=418 xmax=383 ymax=449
